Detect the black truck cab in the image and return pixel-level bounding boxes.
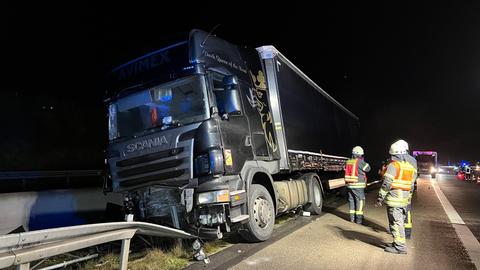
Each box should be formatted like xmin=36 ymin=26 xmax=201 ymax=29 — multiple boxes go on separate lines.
xmin=105 ymin=29 xmax=359 ymax=241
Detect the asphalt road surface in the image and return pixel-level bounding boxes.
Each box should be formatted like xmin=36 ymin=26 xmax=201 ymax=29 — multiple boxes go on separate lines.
xmin=435 ymin=174 xmax=480 ymax=243
xmin=188 ymin=176 xmax=479 ymax=270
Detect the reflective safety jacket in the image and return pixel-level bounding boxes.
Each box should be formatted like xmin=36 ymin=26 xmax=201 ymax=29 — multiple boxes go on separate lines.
xmin=345 ymin=158 xmax=371 ymax=188
xmin=378 ymin=155 xmax=418 ymax=207
xmin=385 ymin=161 xmax=416 ymax=191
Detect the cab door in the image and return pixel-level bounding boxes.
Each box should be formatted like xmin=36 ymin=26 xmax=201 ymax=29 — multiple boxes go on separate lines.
xmin=209 ymin=72 xmax=253 ymax=174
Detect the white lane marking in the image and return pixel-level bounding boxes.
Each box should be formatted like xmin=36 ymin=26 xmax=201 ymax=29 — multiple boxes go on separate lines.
xmin=430 ymin=178 xmax=480 ymax=269
xmin=430 ymin=179 xmax=465 ymax=224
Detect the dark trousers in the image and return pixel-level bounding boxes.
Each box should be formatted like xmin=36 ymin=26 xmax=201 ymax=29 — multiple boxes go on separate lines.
xmin=347 ymin=188 xmax=365 ymax=224
xmin=387 ymin=206 xmax=407 ymax=251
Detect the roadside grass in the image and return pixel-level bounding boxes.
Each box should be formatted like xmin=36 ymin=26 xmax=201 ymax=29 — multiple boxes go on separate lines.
xmin=79 ymin=239 xmax=230 ymax=270
xmin=7 ymin=212 xmax=299 ymax=270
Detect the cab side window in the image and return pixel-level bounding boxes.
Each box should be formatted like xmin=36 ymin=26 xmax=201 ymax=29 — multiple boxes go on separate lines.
xmin=212 ymin=76 xmax=226 ymax=114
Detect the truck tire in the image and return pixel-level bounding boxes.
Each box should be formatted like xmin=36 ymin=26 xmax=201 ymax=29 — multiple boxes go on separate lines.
xmin=240 ymin=184 xmax=275 ymax=242
xmin=303 ymin=173 xmax=323 ymax=215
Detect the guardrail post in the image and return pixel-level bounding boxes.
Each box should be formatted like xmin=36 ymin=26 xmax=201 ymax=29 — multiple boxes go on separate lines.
xmin=119 ymin=238 xmax=131 ymax=270
xmin=16 ymin=263 xmax=30 ymax=270
xmin=170 ymin=206 xmax=183 ymax=248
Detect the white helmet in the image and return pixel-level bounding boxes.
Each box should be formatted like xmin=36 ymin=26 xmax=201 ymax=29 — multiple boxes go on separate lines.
xmin=352 ymin=146 xmax=364 ymax=156
xmin=389 ymin=139 xmax=409 ymax=155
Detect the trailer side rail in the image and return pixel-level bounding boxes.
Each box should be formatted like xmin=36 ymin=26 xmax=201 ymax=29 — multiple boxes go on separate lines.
xmin=288 ymin=149 xmax=348 ymax=172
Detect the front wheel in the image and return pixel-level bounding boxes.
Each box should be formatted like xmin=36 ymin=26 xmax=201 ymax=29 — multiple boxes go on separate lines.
xmin=240 ymin=184 xmax=275 ymax=242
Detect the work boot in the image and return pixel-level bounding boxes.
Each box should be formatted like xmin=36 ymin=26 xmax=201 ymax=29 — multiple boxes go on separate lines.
xmin=356 ymin=216 xmax=363 ymax=225
xmin=405 ymin=229 xmax=412 ymax=239
xmin=384 ymin=246 xmax=407 ymax=254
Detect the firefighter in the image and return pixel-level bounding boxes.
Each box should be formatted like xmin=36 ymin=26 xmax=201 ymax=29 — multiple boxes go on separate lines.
xmin=381 ymin=157 xmax=417 ymax=239
xmin=375 ymin=139 xmax=417 ymax=254
xmin=344 ymin=146 xmax=371 ymax=224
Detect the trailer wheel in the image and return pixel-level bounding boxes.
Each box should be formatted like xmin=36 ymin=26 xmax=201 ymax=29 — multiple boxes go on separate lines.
xmin=240 ymin=184 xmax=275 ymax=242
xmin=304 ymin=173 xmax=323 ymax=215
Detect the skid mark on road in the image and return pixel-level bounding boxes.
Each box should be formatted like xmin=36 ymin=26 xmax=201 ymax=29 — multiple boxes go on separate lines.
xmin=431 ymin=178 xmax=480 ymax=269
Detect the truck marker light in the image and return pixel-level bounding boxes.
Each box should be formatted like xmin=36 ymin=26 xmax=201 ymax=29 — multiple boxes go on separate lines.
xmin=197 ymin=190 xmax=230 ymax=204
xmin=217 ymin=191 xmax=230 ymax=203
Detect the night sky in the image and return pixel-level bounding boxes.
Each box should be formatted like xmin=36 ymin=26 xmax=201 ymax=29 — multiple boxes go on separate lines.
xmin=2 ymin=2 xmax=479 ymax=170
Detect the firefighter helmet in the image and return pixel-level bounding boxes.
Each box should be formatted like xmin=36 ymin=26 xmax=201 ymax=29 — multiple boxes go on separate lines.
xmin=352 ymin=146 xmax=364 ymax=156
xmin=389 ymin=139 xmax=409 ymax=155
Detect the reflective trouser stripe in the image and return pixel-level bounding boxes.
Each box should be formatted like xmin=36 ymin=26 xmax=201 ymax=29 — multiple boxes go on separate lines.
xmin=395 ymin=236 xmax=406 ymax=243
xmin=349 ymin=210 xmax=355 ymax=214
xmin=392 ymin=224 xmax=406 ymax=243
xmin=356 ymin=200 xmax=364 ymax=215
xmin=405 ymin=210 xmax=412 ymax=229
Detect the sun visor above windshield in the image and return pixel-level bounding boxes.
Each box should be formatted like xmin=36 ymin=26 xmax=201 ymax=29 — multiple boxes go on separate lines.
xmin=189 ymin=29 xmax=250 ymax=82
xmin=108 ymin=41 xmax=192 ymax=98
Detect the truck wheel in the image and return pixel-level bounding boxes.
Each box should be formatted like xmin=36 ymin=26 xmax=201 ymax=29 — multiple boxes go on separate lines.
xmin=240 ymin=184 xmax=275 ymax=242
xmin=304 ymin=174 xmax=323 ymax=215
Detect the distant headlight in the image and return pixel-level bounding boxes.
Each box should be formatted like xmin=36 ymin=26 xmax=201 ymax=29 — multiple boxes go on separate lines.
xmin=197 ymin=190 xmax=230 ymax=205
xmin=430 ymin=167 xmax=437 ymax=173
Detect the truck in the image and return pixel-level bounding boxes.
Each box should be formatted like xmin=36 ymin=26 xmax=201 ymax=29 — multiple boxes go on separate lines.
xmin=104 ymin=29 xmax=360 ymax=242
xmin=413 ymin=151 xmax=438 ymax=178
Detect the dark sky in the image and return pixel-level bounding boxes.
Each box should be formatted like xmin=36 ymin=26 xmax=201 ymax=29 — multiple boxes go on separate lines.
xmin=2 ymin=2 xmax=479 ymax=170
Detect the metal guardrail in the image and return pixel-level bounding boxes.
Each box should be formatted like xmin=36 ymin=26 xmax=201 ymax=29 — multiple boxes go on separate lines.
xmin=0 ymin=170 xmax=105 ymax=193
xmin=0 ymin=221 xmax=195 ymax=270
xmin=0 ymin=170 xmax=104 ymax=180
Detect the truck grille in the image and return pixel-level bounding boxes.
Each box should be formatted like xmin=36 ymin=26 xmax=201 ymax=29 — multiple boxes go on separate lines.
xmin=113 ymin=145 xmax=192 ymax=189
xmin=119 ymin=170 xmax=185 ymax=187
xmin=116 ymin=148 xmax=184 ymax=167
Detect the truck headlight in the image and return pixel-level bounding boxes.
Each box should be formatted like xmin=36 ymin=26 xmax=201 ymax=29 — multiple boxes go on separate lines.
xmin=194 ymin=149 xmax=224 ymax=176
xmin=197 ymin=190 xmax=230 ymax=205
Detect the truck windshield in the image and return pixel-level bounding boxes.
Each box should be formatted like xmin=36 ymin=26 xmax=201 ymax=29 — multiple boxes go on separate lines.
xmin=109 ymin=75 xmax=209 ymax=140
xmin=416 ymin=155 xmax=434 ymax=163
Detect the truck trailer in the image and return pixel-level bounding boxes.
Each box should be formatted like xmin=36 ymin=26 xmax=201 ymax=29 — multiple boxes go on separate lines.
xmin=104 ymin=29 xmax=359 ymax=241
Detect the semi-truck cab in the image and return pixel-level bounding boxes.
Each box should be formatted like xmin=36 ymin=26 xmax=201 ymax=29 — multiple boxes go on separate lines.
xmin=104 ymin=29 xmax=359 ymax=241
xmin=413 ymin=151 xmax=438 ymax=178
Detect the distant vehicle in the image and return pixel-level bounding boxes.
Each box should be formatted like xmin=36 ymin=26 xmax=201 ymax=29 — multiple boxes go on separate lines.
xmin=104 ymin=29 xmax=359 ymax=241
xmin=413 ymin=151 xmax=438 ymax=178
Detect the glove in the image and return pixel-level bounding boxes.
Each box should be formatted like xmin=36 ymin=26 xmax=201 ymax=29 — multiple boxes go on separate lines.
xmin=374 ymin=199 xmax=382 ymax=207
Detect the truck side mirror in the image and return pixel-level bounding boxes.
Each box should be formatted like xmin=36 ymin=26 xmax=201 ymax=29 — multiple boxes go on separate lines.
xmin=222 ymin=75 xmax=242 ymax=116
